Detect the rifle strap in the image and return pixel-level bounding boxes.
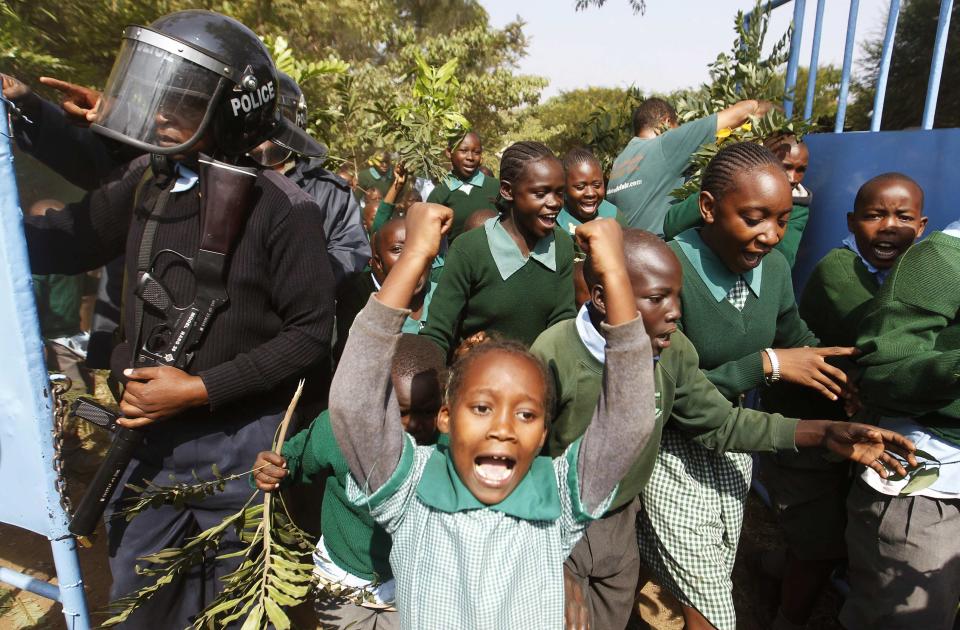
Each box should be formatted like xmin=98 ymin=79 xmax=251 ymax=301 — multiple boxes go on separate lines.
xmin=130 ymin=173 xmax=177 ymax=365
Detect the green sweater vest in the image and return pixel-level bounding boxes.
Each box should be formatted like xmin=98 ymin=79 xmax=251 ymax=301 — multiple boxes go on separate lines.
xmin=532 ymin=320 xmax=797 ymax=509
xmin=669 ymin=242 xmax=818 ymax=400
xmin=281 ymin=410 xmax=392 ymax=581
xmin=420 ymin=225 xmax=577 ymax=356
xmin=426 ymin=176 xmax=501 ymax=241
xmin=662 ymin=193 xmax=810 ymax=268
xmin=766 ymin=247 xmax=880 ymax=421
xmin=856 ymin=232 xmax=960 ymax=444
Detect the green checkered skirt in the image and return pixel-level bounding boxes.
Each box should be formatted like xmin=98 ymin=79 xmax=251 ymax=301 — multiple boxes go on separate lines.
xmin=637 ymin=427 xmax=752 ymax=630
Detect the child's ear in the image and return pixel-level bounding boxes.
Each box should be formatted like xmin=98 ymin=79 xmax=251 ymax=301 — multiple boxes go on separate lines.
xmin=698 ymin=190 xmax=716 ymax=224
xmin=500 ymin=180 xmax=514 ymax=203
xmin=590 ymin=284 xmax=607 ymax=316
xmin=916 ymin=215 xmax=929 ymax=239
xmin=370 ymin=254 xmax=382 ymax=276
xmin=445 ymin=148 xmax=452 ymax=161
xmin=437 ymin=405 xmax=451 ymax=434
xmin=846 ymin=212 xmax=855 ymax=233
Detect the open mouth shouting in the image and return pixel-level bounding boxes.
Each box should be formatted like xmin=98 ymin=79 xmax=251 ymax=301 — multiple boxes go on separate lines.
xmin=474 ymin=453 xmax=517 ymax=488
xmin=653 ymin=328 xmax=676 ymax=352
xmin=740 ymin=249 xmax=769 ymax=269
xmin=537 ymin=212 xmax=558 ymax=231
xmin=869 ymin=240 xmax=902 ymax=262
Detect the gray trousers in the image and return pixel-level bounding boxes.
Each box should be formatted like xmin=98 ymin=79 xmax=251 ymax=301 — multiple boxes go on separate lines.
xmin=841 ymin=479 xmax=960 ymax=630
xmin=314 ymin=598 xmax=399 ymax=630
xmin=565 ymin=496 xmax=642 ymax=630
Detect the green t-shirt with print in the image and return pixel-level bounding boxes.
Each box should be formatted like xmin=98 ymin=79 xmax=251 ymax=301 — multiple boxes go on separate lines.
xmin=606 ymin=113 xmax=717 ymax=235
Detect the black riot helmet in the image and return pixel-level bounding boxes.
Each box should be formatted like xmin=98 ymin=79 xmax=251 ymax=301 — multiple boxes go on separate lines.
xmin=277 ymin=72 xmax=308 ymax=130
xmin=248 ymin=71 xmax=328 ymax=167
xmin=90 ymin=9 xmax=325 ymax=160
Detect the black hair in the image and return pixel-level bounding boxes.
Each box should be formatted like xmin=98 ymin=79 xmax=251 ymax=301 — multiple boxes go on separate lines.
xmin=700 ymin=142 xmax=785 ymax=202
xmin=632 ymin=98 xmax=677 ymax=135
xmin=562 ymin=146 xmax=601 ymax=174
xmin=582 ymin=228 xmax=673 ymax=289
xmin=393 ymin=333 xmax=447 ymax=393
xmin=854 ymin=172 xmax=924 ymax=213
xmin=445 ymin=337 xmax=556 ymax=424
xmin=494 ymin=141 xmax=559 ymax=214
xmin=448 ymin=130 xmax=482 ymax=151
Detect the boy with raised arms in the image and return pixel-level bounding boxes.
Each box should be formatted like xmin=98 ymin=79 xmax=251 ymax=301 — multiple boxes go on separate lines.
xmin=532 ymin=225 xmax=917 ymax=629
xmin=325 ymin=202 xmax=658 ymax=628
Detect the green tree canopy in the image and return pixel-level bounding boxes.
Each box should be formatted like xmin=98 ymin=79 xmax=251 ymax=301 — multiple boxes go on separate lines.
xmin=847 ymin=0 xmax=958 ymax=130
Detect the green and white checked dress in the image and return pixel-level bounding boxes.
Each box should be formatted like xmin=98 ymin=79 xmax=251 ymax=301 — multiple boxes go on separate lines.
xmin=347 ymin=435 xmax=611 ymax=630
xmin=637 ymin=427 xmax=752 ymax=630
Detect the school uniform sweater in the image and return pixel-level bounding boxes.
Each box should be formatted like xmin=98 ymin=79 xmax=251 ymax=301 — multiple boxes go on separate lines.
xmin=280 ymin=410 xmax=392 ymax=581
xmin=766 ymin=248 xmax=880 ymax=441
xmin=856 ymin=232 xmax=960 ymax=445
xmin=532 ymin=318 xmax=797 ymax=509
xmin=426 ymin=173 xmax=500 ymax=241
xmin=668 ymin=230 xmax=818 ymax=400
xmin=420 ymin=218 xmax=577 ymax=356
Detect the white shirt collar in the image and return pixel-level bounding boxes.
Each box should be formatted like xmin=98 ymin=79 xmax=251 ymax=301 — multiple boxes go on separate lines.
xmin=574 ymin=303 xmax=606 ymax=364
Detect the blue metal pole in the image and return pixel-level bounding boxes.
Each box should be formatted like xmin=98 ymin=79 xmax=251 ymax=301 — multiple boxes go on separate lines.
xmin=921 ymin=0 xmax=954 ymax=129
xmin=834 ymin=0 xmax=861 ymax=133
xmin=804 ymin=0 xmax=827 ymax=120
xmin=784 ymin=0 xmax=807 ymax=118
xmin=0 ymin=100 xmax=91 ymax=630
xmin=871 ymin=0 xmax=902 ymax=131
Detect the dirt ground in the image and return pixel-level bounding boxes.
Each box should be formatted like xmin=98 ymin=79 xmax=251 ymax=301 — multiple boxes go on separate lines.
xmin=0 ymin=375 xmax=846 ymax=629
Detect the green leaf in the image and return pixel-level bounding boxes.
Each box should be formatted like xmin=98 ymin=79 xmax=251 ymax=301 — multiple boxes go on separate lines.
xmin=263 ymin=597 xmax=291 ymax=630
xmin=239 ymin=603 xmax=263 ymax=630
xmin=900 ymin=466 xmax=939 ymax=495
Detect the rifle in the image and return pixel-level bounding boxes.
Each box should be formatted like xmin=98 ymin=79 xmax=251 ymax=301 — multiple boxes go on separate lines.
xmin=68 ymin=157 xmax=258 ymax=537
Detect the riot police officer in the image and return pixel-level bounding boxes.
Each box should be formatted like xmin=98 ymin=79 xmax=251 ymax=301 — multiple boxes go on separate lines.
xmin=11 ymin=10 xmax=335 ymax=628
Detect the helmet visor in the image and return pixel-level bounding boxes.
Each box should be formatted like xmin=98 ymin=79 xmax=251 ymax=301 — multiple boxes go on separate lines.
xmin=91 ymin=30 xmax=228 ymax=155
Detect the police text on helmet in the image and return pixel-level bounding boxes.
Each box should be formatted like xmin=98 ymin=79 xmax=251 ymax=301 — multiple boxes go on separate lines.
xmin=230 ymin=81 xmax=276 ymax=117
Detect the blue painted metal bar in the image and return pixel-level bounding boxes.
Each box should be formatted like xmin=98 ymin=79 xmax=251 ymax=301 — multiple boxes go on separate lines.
xmin=0 ymin=100 xmax=91 ymax=630
xmin=784 ymin=0 xmax=807 ymax=118
xmin=743 ymin=0 xmax=794 ymax=33
xmin=0 ymin=567 xmax=62 ymax=602
xmin=872 ymin=0 xmax=902 ymax=131
xmin=804 ymin=0 xmax=827 ymax=120
xmin=834 ymin=0 xmax=861 ymax=133
xmin=922 ymin=0 xmax=954 ymax=129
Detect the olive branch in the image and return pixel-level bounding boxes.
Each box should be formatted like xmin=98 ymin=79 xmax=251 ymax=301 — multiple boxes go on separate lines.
xmin=100 ymin=381 xmax=317 ymax=630
xmin=883 ymin=448 xmax=957 ymax=496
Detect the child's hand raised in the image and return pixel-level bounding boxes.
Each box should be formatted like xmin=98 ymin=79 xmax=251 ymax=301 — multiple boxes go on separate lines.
xmin=403 ymin=202 xmax=454 ymax=260
xmin=253 ymin=451 xmax=287 ymax=492
xmin=575 ymin=219 xmax=635 ymax=326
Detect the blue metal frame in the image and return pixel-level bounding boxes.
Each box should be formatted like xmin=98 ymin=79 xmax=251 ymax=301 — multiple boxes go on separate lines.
xmin=922 ymin=0 xmax=955 ymax=129
xmin=0 ymin=101 xmax=91 ymax=629
xmin=803 ymin=0 xmax=827 ymax=120
xmin=834 ymin=0 xmax=861 ymax=132
xmin=872 ymin=0 xmax=903 ymax=131
xmin=783 ymin=0 xmax=807 ymax=118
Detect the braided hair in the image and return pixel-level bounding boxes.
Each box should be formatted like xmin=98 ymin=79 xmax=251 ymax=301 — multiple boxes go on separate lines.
xmin=445 ymin=337 xmax=556 ymax=425
xmin=562 ymin=146 xmax=601 ymax=174
xmin=700 ymin=142 xmax=785 ymax=202
xmin=495 ymin=141 xmax=559 ymax=214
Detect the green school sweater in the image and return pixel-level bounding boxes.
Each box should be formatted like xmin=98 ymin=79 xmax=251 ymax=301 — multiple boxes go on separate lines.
xmin=856 ymin=232 xmax=960 ymax=445
xmin=32 ymin=273 xmax=84 ymax=339
xmin=532 ymin=320 xmax=797 ymax=509
xmin=281 ymin=410 xmax=392 ymax=581
xmin=669 ymin=237 xmax=818 ymax=400
xmin=355 ymin=166 xmax=395 ymax=202
xmin=426 ymin=174 xmax=500 ymax=241
xmin=420 ymin=222 xmax=577 ymax=357
xmin=662 ymin=192 xmax=810 ymax=268
xmin=765 ymin=247 xmax=881 ymax=425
